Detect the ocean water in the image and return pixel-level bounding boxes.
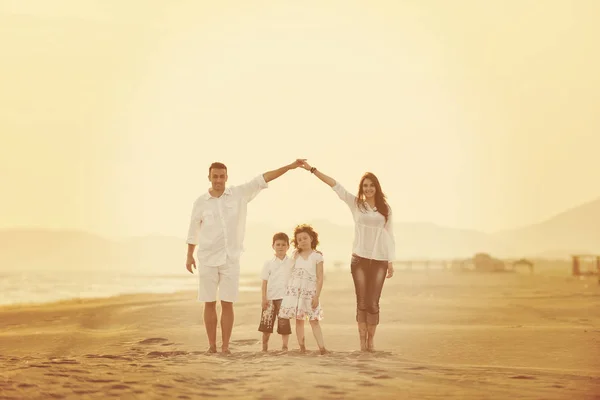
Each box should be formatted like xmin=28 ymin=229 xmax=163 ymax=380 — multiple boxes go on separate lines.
xmin=0 ymin=270 xmax=261 ymax=307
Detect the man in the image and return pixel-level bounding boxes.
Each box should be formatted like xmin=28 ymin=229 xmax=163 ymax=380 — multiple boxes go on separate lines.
xmin=185 ymin=159 xmax=305 ymax=354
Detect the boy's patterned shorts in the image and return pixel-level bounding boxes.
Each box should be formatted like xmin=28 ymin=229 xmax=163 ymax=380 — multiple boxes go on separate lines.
xmin=258 ymin=299 xmax=292 ymax=335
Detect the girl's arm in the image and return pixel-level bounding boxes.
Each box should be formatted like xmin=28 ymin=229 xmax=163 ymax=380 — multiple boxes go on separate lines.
xmin=315 ymin=261 xmax=324 ymax=297
xmin=313 ymin=261 xmax=324 ymax=307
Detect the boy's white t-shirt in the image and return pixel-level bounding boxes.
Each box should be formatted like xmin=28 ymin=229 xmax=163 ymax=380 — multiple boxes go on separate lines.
xmin=261 ymin=255 xmax=293 ymax=300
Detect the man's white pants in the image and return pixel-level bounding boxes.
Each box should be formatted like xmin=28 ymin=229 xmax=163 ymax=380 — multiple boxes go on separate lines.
xmin=197 ymin=258 xmax=241 ymax=303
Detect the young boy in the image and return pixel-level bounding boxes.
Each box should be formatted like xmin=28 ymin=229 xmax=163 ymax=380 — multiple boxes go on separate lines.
xmin=258 ymin=232 xmax=293 ymax=351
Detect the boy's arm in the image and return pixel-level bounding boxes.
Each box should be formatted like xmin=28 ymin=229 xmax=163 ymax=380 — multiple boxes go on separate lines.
xmin=261 ymin=280 xmax=269 ymax=310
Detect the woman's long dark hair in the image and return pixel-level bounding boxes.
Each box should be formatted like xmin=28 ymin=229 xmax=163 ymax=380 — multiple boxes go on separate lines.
xmin=355 ymin=172 xmax=390 ymax=223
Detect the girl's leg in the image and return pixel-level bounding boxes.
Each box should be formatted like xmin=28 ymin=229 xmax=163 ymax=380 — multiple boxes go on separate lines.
xmin=282 ymin=334 xmax=290 ymax=350
xmin=366 ymin=262 xmax=388 ymax=352
xmin=309 ymin=320 xmax=327 ymax=354
xmin=351 ymin=256 xmax=369 ymax=351
xmin=295 ymin=320 xmax=306 ymax=352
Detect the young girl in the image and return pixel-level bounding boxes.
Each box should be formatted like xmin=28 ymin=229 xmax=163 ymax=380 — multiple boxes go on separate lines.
xmin=278 ymin=224 xmax=327 ymax=354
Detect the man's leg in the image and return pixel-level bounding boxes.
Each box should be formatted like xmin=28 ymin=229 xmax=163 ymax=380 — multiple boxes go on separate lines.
xmin=220 ymin=300 xmax=234 ymax=353
xmin=197 ymin=264 xmax=219 ymax=353
xmin=218 ymin=258 xmax=240 ymax=354
xmin=203 ymin=302 xmax=218 ymax=352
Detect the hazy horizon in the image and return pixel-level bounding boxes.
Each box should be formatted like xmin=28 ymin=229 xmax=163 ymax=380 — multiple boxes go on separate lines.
xmin=2 ymin=1 xmax=599 ymax=240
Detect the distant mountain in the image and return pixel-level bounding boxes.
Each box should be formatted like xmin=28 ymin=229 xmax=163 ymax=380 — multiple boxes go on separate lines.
xmin=490 ymin=197 xmax=600 ymax=258
xmin=1 ymin=197 xmax=598 ymax=272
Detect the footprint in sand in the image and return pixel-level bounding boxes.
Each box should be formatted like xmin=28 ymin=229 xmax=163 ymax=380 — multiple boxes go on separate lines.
xmin=108 ymin=384 xmax=131 ymax=390
xmin=373 ymin=374 xmax=393 ymax=380
xmin=48 ymin=359 xmax=79 ymax=365
xmin=139 ymin=337 xmax=169 ymax=345
xmin=87 ymin=379 xmax=118 ymax=383
xmin=44 ymin=373 xmax=70 ymax=378
xmin=230 ymin=339 xmax=259 ymax=346
xmin=85 ymin=354 xmax=133 ymax=361
xmin=17 ymin=383 xmax=37 ymax=388
xmin=146 ymin=351 xmax=188 ymax=358
xmin=154 ymin=383 xmax=174 ymax=389
xmin=358 ymin=381 xmax=381 ymax=387
xmin=315 ymin=384 xmax=335 ymax=389
xmin=510 ymin=375 xmax=536 ymax=380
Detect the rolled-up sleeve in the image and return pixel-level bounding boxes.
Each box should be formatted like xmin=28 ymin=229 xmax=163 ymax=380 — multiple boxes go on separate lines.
xmin=238 ymin=174 xmax=269 ymax=202
xmin=331 ymin=182 xmax=357 ymax=211
xmin=186 ymin=199 xmax=202 ymax=245
xmin=384 ymin=208 xmax=396 ymax=261
xmin=260 ymin=261 xmax=270 ymax=281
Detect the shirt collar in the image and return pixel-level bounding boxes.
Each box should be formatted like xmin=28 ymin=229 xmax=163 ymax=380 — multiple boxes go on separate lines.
xmin=203 ymin=187 xmax=232 ymax=200
xmin=274 ymin=255 xmax=288 ymax=263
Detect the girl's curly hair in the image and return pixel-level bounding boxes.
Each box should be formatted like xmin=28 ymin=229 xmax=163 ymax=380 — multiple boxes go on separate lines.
xmin=291 ymin=224 xmax=319 ymax=250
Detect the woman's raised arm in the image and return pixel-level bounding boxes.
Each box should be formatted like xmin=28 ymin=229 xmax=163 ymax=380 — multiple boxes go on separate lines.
xmin=301 ymin=161 xmax=336 ymax=187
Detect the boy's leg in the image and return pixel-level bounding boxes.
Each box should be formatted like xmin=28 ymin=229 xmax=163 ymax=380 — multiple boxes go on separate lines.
xmin=262 ymin=332 xmax=271 ymax=351
xmin=274 ymin=300 xmax=291 ymax=351
xmin=259 ymin=300 xmax=276 ymax=351
xmin=197 ymin=263 xmax=219 ymax=353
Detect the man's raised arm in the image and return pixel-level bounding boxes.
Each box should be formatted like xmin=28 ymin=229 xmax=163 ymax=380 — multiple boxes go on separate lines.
xmin=262 ymin=159 xmax=306 ymax=183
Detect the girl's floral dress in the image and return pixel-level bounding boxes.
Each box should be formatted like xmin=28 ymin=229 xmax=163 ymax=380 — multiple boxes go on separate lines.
xmin=278 ymin=251 xmax=324 ymax=321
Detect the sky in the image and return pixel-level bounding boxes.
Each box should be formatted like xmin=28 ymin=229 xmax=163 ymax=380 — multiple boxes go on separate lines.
xmin=1 ymin=0 xmax=599 ymax=239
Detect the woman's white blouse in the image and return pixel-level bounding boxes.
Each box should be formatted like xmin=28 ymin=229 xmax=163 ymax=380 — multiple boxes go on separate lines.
xmin=332 ymin=182 xmax=396 ymax=261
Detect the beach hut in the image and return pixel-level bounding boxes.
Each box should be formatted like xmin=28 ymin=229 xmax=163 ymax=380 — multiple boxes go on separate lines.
xmin=571 ymin=254 xmax=600 ymax=277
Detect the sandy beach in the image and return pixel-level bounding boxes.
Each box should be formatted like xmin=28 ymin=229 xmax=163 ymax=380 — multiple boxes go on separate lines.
xmin=1 ymin=270 xmax=599 ymax=400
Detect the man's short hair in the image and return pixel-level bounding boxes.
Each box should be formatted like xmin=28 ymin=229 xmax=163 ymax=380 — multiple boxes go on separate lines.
xmin=209 ymin=162 xmax=227 ymax=175
xmin=272 ymin=232 xmax=290 ymax=245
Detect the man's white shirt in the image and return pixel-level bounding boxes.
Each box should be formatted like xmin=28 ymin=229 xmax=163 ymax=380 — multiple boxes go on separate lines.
xmin=186 ymin=175 xmax=268 ymax=266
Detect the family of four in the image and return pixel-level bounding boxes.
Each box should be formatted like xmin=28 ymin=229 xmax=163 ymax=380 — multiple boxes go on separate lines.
xmin=185 ymin=159 xmax=395 ymax=354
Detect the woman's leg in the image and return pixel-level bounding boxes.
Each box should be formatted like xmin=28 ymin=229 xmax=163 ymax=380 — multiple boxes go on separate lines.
xmin=295 ymin=319 xmax=306 ymax=352
xmin=365 ymin=261 xmax=388 ymax=351
xmin=351 ymin=256 xmax=369 ymax=351
xmin=309 ymin=320 xmax=326 ymax=353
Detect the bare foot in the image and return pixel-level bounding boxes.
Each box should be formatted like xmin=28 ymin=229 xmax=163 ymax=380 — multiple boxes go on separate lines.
xmin=221 ymin=348 xmax=232 ymax=355
xmin=299 ymin=345 xmax=306 ymax=353
xmin=281 ymin=346 xmax=288 ymax=352
xmin=262 ymin=343 xmax=268 ymax=352
xmin=360 ymin=340 xmax=368 ymax=352
xmin=319 ymin=347 xmax=328 ymax=355
xmin=206 ymin=346 xmax=217 ymax=354
xmin=367 ymin=339 xmax=375 ymax=352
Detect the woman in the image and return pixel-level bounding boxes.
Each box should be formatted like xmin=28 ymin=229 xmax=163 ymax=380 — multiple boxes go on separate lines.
xmin=301 ymin=162 xmax=395 ymax=352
